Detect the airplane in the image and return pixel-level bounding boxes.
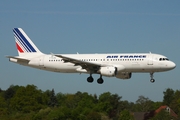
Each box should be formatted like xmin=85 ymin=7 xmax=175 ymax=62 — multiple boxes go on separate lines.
xmin=7 ymin=28 xmax=176 ymax=84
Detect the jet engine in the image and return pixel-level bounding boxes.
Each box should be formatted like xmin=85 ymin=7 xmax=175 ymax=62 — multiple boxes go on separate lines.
xmin=116 ymin=72 xmax=132 ymax=79
xmin=99 ymin=67 xmax=117 ymax=77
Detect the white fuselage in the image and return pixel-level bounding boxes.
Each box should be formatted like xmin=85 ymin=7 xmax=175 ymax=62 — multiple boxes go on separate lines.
xmin=10 ymin=53 xmax=175 ymax=75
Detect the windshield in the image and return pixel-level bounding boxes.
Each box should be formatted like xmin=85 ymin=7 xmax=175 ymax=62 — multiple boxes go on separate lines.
xmin=159 ymin=58 xmax=169 ymax=61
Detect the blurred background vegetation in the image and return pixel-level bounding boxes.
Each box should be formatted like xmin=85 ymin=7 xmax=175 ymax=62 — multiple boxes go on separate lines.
xmin=0 ymin=84 xmax=179 ymax=120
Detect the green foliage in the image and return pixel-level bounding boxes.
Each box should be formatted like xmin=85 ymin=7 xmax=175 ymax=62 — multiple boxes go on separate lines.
xmin=119 ymin=109 xmax=134 ymax=120
xmin=10 ymin=85 xmax=47 ymax=113
xmin=48 ymin=89 xmax=57 ymax=107
xmin=0 ymin=96 xmax=7 ymax=109
xmin=47 ymin=106 xmax=71 ymax=120
xmin=162 ymin=89 xmax=180 ymax=116
xmin=163 ymin=88 xmax=175 ymax=106
xmin=135 ymin=95 xmax=153 ymax=112
xmin=151 ymin=101 xmax=162 ymax=110
xmin=3 ymin=85 xmax=15 ymax=100
xmin=86 ymin=112 xmax=101 ymax=120
xmin=0 ymin=84 xmax=179 ymax=119
xmin=170 ymin=90 xmax=180 ymax=114
xmin=32 ymin=107 xmax=51 ymax=120
xmin=56 ymin=92 xmax=66 ymax=106
xmin=96 ymin=92 xmax=122 ymax=119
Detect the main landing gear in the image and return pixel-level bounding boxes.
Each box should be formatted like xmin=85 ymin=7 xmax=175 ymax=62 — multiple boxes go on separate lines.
xmin=87 ymin=75 xmax=94 ymax=83
xmin=87 ymin=75 xmax=104 ymax=84
xmin=150 ymin=73 xmax=155 ymax=83
xmin=97 ymin=75 xmax=104 ymax=84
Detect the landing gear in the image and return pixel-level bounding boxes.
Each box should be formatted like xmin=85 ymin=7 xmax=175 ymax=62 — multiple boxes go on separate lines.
xmin=150 ymin=73 xmax=155 ymax=83
xmin=97 ymin=76 xmax=104 ymax=84
xmin=87 ymin=75 xmax=104 ymax=84
xmin=87 ymin=75 xmax=94 ymax=83
xmin=150 ymin=79 xmax=155 ymax=83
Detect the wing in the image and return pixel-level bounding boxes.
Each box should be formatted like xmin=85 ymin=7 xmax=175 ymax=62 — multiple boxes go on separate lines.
xmin=55 ymin=54 xmax=105 ymax=72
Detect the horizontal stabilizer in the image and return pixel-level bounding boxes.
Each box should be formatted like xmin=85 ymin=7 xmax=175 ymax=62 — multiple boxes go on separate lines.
xmin=6 ymin=56 xmax=30 ymax=62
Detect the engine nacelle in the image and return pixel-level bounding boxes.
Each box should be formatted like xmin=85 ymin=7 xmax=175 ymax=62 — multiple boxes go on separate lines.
xmin=99 ymin=67 xmax=117 ymax=77
xmin=116 ymin=72 xmax=132 ymax=79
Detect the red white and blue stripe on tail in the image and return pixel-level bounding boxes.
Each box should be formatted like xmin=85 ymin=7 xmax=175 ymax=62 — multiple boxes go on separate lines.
xmin=13 ymin=28 xmax=41 ymax=54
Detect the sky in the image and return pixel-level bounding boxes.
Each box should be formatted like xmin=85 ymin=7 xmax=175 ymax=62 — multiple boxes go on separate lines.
xmin=0 ymin=1 xmax=179 ymax=102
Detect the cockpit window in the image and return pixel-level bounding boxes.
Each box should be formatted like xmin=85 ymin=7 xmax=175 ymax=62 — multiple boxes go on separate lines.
xmin=159 ymin=58 xmax=169 ymax=61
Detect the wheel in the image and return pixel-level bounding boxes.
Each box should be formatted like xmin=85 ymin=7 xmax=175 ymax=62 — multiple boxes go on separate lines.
xmin=150 ymin=73 xmax=155 ymax=83
xmin=87 ymin=76 xmax=94 ymax=83
xmin=150 ymin=79 xmax=155 ymax=83
xmin=97 ymin=78 xmax=104 ymax=84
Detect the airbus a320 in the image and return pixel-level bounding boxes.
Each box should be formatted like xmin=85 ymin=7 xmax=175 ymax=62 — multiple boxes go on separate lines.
xmin=7 ymin=28 xmax=176 ymax=84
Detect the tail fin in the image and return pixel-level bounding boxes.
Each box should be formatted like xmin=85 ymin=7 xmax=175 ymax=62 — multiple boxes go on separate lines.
xmin=13 ymin=28 xmax=42 ymax=56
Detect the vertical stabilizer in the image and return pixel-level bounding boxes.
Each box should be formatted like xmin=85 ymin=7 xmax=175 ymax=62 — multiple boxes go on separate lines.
xmin=13 ymin=28 xmax=42 ymax=56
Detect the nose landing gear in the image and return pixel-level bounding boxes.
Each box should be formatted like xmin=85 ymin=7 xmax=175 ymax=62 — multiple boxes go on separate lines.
xmin=150 ymin=73 xmax=155 ymax=83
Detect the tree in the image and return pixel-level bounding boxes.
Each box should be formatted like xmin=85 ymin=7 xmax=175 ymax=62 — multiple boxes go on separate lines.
xmin=77 ymin=92 xmax=96 ymax=109
xmin=0 ymin=96 xmax=8 ymax=116
xmin=119 ymin=109 xmax=134 ymax=120
xmin=97 ymin=92 xmax=113 ymax=114
xmin=56 ymin=92 xmax=66 ymax=107
xmin=64 ymin=94 xmax=77 ymax=109
xmin=170 ymin=90 xmax=180 ymax=115
xmin=10 ymin=85 xmax=46 ymax=113
xmin=135 ymin=95 xmax=153 ymax=112
xmin=86 ymin=112 xmax=101 ymax=120
xmin=3 ymin=85 xmax=20 ymax=100
xmin=163 ymin=88 xmax=174 ymax=106
xmin=119 ymin=100 xmax=134 ymax=111
xmin=47 ymin=106 xmax=71 ymax=120
xmin=48 ymin=89 xmax=57 ymax=107
xmin=151 ymin=101 xmax=162 ymax=110
xmin=97 ymin=92 xmax=122 ymax=119
xmin=3 ymin=85 xmax=20 ymax=114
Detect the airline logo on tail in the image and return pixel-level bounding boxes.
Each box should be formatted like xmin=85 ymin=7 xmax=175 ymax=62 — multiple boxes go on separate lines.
xmin=13 ymin=28 xmax=37 ymax=53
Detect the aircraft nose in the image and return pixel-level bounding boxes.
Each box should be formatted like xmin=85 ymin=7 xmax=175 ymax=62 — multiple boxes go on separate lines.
xmin=168 ymin=61 xmax=176 ymax=70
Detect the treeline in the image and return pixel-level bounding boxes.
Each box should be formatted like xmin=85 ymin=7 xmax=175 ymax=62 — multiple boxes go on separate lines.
xmin=0 ymin=84 xmax=179 ymax=120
